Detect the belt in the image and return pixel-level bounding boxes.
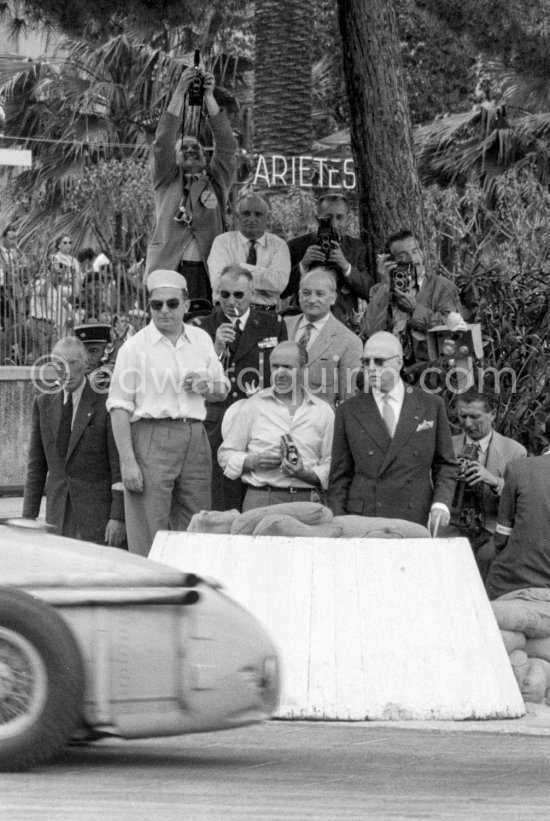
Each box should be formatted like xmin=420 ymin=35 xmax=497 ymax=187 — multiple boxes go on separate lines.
xmin=251 ymin=303 xmax=278 ymax=313
xmin=252 ymin=485 xmax=313 ymax=495
xmin=146 ymin=417 xmax=202 ymax=424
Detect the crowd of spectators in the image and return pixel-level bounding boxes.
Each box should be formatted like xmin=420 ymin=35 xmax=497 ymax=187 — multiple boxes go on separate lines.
xmin=16 ymin=64 xmax=548 ymax=606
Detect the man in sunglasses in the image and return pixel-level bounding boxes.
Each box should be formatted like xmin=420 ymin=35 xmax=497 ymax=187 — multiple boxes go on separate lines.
xmin=144 ymin=64 xmax=237 ymax=303
xmin=207 ymin=192 xmax=290 ymax=309
xmin=194 ymin=264 xmax=287 ymax=510
xmin=328 ymin=331 xmax=457 ymax=533
xmin=107 ymin=269 xmax=229 ymax=556
xmin=281 ymin=193 xmax=371 ymax=328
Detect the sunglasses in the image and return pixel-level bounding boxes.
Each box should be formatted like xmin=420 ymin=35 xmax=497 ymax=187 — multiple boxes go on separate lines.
xmin=361 ymin=355 xmax=399 ymax=367
xmin=149 ymin=299 xmax=183 ymax=310
xmin=220 ymin=290 xmax=245 ymax=299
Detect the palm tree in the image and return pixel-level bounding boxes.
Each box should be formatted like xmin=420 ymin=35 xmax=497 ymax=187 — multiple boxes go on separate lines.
xmin=253 ymin=0 xmax=313 ymax=155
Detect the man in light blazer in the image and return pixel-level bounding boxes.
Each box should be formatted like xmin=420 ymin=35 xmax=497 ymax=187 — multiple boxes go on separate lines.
xmin=284 ymin=267 xmax=363 ymax=407
xmin=328 ymin=331 xmax=457 ymax=530
xmin=22 ymin=336 xmax=125 ymax=546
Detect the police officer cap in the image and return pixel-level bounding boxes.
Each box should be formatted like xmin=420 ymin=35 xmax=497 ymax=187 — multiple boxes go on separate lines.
xmin=146 ymin=269 xmax=188 ymax=293
xmin=74 ymin=323 xmax=112 ymax=344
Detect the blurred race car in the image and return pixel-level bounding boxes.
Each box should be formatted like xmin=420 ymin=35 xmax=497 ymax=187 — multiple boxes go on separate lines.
xmin=0 ymin=520 xmax=280 ymax=771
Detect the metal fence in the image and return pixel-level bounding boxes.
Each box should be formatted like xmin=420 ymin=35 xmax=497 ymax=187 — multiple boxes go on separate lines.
xmin=0 ymin=258 xmax=149 ymax=365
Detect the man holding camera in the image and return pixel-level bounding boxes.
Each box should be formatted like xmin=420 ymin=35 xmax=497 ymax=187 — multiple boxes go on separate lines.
xmin=145 ymin=64 xmax=237 ymax=303
xmin=281 ymin=193 xmax=371 ymax=327
xmin=444 ymin=389 xmax=526 ymax=579
xmin=218 ymin=341 xmax=334 ymax=511
xmin=361 ymin=229 xmax=462 ymax=369
xmin=207 ymin=192 xmax=290 ymax=308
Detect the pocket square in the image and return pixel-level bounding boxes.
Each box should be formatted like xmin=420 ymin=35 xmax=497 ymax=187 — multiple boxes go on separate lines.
xmin=415 ymin=419 xmax=434 ymax=432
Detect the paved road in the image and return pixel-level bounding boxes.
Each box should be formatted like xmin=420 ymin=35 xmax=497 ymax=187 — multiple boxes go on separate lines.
xmin=3 ymin=722 xmax=550 ymax=820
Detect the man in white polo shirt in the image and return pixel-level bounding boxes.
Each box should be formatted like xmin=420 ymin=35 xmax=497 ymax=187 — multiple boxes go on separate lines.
xmin=107 ymin=269 xmax=228 ymax=555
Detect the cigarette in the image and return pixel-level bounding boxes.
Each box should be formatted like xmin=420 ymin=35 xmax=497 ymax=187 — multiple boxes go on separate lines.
xmin=233 ymin=306 xmax=240 ymax=318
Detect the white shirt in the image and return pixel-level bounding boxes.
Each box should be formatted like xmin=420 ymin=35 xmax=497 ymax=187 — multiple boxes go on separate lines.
xmin=295 ymin=312 xmax=331 ymax=349
xmin=218 ymin=387 xmax=334 ymax=489
xmin=28 ymin=278 xmax=72 ymax=325
xmin=207 ymin=230 xmax=291 ymax=305
xmin=107 ymin=321 xmax=228 ymax=422
xmin=228 ymin=307 xmax=250 ymax=331
xmin=371 ymin=379 xmax=405 ymax=425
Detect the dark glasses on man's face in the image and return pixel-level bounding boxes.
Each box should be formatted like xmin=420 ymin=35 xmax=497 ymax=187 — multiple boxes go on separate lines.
xmin=220 ymin=290 xmax=245 ymax=299
xmin=360 ymin=355 xmax=399 ymax=367
xmin=149 ymin=299 xmax=182 ymax=310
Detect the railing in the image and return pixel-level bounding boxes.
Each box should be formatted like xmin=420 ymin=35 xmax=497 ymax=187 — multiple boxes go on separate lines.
xmin=0 ymin=259 xmax=149 ymax=365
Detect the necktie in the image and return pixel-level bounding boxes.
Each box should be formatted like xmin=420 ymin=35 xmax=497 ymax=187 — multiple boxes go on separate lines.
xmin=298 ymin=322 xmax=314 ymax=349
xmin=229 ymin=318 xmax=242 ymax=354
xmin=382 ymin=393 xmax=396 ymax=437
xmin=246 ymin=240 xmax=257 ymax=265
xmin=56 ymin=392 xmax=73 ymax=458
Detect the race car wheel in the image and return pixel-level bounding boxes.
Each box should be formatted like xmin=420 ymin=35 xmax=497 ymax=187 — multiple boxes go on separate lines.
xmin=0 ymin=588 xmax=85 ymax=770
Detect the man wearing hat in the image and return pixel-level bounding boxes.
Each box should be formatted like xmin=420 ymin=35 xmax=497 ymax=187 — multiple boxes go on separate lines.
xmin=74 ymin=322 xmax=114 ymax=377
xmin=107 ymin=269 xmax=229 ymax=556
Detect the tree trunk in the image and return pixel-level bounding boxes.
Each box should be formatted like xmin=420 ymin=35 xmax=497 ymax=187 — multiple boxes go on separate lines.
xmin=338 ymin=0 xmax=425 ymax=274
xmin=253 ymin=0 xmax=313 ymax=154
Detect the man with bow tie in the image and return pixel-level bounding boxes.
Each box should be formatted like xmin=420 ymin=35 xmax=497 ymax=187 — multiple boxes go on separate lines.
xmin=22 ymin=336 xmax=125 ymax=546
xmin=194 ymin=264 xmax=287 ymax=509
xmin=327 ymin=331 xmax=457 ymax=531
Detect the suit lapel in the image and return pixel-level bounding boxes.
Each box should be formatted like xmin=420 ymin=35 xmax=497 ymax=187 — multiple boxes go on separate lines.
xmin=66 ymin=380 xmax=96 ymax=461
xmin=351 ymin=392 xmax=392 ymax=450
xmin=486 ymin=431 xmax=504 ymax=476
xmin=379 ymin=389 xmax=424 ymax=474
xmin=234 ymin=313 xmax=265 ymax=361
xmin=307 ymin=315 xmax=336 ymax=362
xmin=48 ymin=392 xmax=63 ymax=441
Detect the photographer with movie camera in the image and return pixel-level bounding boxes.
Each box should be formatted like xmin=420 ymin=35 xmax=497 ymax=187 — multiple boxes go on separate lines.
xmin=360 ymin=229 xmax=462 ymax=375
xmin=442 ymin=389 xmax=526 ymax=580
xmin=144 ymin=54 xmax=237 ymax=303
xmin=281 ymin=193 xmax=371 ymax=329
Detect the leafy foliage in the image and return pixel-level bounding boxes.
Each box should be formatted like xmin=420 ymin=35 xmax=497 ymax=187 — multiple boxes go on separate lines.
xmin=423 ymin=170 xmax=550 ymax=452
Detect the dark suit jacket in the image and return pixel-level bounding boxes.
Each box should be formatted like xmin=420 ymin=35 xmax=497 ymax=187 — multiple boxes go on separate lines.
xmin=145 ymin=111 xmax=237 ymax=275
xmin=196 ymin=307 xmax=287 ymax=430
xmin=327 ymin=385 xmax=457 ymax=525
xmin=285 ymin=312 xmax=362 ymax=406
xmin=486 ymin=455 xmax=550 ymax=599
xmin=23 ymin=378 xmax=124 ymax=543
xmin=281 ymin=232 xmax=372 ymax=323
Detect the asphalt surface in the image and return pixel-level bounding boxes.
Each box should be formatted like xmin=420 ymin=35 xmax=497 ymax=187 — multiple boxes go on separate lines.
xmin=3 ymin=722 xmax=550 ymax=820
xmin=3 ymin=494 xmax=550 ymax=819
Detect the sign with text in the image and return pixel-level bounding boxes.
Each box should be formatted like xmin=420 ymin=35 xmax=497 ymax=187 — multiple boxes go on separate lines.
xmin=0 ymin=148 xmax=32 ymax=167
xmin=253 ymin=154 xmax=356 ymax=190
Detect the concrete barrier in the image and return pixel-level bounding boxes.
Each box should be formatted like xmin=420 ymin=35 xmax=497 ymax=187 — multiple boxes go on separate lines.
xmin=150 ymin=532 xmax=525 ymax=721
xmin=0 ymin=367 xmax=35 ymax=492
